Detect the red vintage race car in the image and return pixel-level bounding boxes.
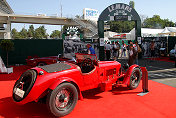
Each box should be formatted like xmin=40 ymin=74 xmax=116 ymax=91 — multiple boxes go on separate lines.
xmin=13 ymin=53 xmax=144 ymax=117
xmin=26 ymin=55 xmax=73 ymax=66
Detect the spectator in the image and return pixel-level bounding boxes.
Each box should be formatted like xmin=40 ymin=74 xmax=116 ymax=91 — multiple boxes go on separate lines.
xmin=115 ymin=41 xmax=121 ymax=60
xmin=175 ymin=44 xmax=176 ymax=67
xmin=86 ymin=43 xmax=95 ymax=54
xmin=134 ymin=41 xmax=141 ymax=65
xmin=127 ymin=40 xmax=133 ymax=58
xmin=150 ymin=41 xmax=155 ymax=57
xmin=128 ymin=44 xmax=137 ymax=66
xmin=104 ymin=42 xmax=111 ymax=61
xmin=121 ymin=40 xmax=127 ymax=58
xmin=112 ymin=41 xmax=117 ymax=60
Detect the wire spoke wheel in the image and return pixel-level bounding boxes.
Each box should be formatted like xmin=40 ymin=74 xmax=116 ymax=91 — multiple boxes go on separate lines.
xmin=131 ymin=73 xmax=138 ymax=86
xmin=47 ymin=83 xmax=78 ymax=117
xmin=128 ymin=68 xmax=141 ymax=89
xmin=55 ymin=88 xmax=73 ymax=110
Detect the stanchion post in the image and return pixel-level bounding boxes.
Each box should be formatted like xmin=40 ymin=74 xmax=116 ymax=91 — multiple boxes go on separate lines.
xmin=141 ymin=67 xmax=149 ymax=93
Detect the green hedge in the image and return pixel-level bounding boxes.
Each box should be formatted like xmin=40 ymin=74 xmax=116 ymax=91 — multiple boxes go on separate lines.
xmin=0 ymin=39 xmax=63 ymax=65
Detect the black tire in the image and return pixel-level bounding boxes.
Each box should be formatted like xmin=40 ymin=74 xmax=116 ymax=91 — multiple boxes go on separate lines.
xmin=128 ymin=67 xmax=142 ymax=90
xmin=37 ymin=62 xmax=47 ymax=66
xmin=47 ymin=83 xmax=78 ymax=117
xmin=13 ymin=70 xmax=37 ymax=102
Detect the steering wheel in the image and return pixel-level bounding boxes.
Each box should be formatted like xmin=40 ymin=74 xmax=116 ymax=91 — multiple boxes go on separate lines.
xmin=80 ymin=58 xmax=94 ymax=72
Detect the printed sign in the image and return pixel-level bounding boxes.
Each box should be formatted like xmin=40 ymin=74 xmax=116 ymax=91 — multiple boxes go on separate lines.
xmin=137 ymin=37 xmax=142 ymax=44
xmin=83 ymin=8 xmax=99 ymax=21
xmin=100 ymin=38 xmax=104 ymax=46
xmin=114 ymin=15 xmax=128 ymax=21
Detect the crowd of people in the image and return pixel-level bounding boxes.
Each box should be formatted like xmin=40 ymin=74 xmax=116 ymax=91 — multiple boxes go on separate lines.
xmin=104 ymin=40 xmax=141 ymax=66
xmin=86 ymin=39 xmax=172 ymax=67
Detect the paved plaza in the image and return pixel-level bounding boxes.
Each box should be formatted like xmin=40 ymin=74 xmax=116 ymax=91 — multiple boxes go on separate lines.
xmin=118 ymin=57 xmax=176 ymax=88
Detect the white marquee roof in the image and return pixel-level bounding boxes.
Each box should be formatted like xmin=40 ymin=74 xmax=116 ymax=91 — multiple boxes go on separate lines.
xmin=161 ymin=27 xmax=176 ymax=33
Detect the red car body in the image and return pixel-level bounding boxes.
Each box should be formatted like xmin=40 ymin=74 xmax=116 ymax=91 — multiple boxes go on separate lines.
xmin=13 ymin=53 xmax=143 ymax=117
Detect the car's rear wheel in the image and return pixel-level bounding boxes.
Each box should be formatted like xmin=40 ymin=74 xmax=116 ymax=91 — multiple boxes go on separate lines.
xmin=128 ymin=67 xmax=142 ymax=89
xmin=47 ymin=83 xmax=78 ymax=117
xmin=13 ymin=70 xmax=37 ymax=102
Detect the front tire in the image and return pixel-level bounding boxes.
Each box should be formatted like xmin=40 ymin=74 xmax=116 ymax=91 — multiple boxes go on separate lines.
xmin=47 ymin=83 xmax=78 ymax=117
xmin=128 ymin=67 xmax=142 ymax=89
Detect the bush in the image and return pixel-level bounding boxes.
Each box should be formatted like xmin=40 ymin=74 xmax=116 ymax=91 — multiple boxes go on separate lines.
xmin=0 ymin=40 xmax=14 ymax=66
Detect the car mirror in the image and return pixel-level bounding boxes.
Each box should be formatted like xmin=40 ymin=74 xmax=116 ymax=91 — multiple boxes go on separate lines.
xmin=71 ymin=57 xmax=77 ymax=63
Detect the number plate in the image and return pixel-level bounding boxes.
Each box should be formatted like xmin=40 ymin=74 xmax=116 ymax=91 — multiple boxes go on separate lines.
xmin=15 ymin=88 xmax=25 ymax=98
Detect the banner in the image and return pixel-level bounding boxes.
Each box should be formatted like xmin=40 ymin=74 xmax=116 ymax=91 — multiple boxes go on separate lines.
xmin=64 ymin=39 xmax=99 ymax=59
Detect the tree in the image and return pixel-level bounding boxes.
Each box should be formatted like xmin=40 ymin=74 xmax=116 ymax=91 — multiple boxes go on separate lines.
xmin=28 ymin=25 xmax=35 ymax=38
xmin=34 ymin=26 xmax=47 ymax=39
xmin=19 ymin=28 xmax=28 ymax=39
xmin=162 ymin=19 xmax=175 ymax=27
xmin=11 ymin=28 xmax=21 ymax=39
xmin=109 ymin=21 xmax=135 ymax=33
xmin=50 ymin=30 xmax=61 ymax=39
xmin=129 ymin=1 xmax=135 ymax=8
xmin=0 ymin=40 xmax=14 ymax=66
xmin=143 ymin=15 xmax=175 ymax=28
xmin=140 ymin=14 xmax=148 ymax=26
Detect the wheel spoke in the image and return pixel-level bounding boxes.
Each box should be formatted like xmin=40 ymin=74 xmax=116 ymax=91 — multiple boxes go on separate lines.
xmin=55 ymin=88 xmax=71 ymax=110
xmin=131 ymin=72 xmax=138 ymax=86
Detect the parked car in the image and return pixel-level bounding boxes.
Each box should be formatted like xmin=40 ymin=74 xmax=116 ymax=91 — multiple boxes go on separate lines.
xmin=13 ymin=53 xmax=145 ymax=117
xmin=169 ymin=49 xmax=176 ymax=60
xmin=26 ymin=55 xmax=73 ymax=66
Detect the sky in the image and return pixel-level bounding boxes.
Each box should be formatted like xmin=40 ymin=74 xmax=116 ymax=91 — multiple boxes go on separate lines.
xmin=6 ymin=0 xmax=176 ymax=34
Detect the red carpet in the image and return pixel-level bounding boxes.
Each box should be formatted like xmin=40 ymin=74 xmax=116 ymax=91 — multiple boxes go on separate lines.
xmin=0 ymin=65 xmax=31 ymax=81
xmin=0 ymin=66 xmax=176 ymax=118
xmin=146 ymin=57 xmax=175 ymax=63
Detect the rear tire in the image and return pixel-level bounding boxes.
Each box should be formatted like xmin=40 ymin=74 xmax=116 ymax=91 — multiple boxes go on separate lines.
xmin=13 ymin=70 xmax=37 ymax=102
xmin=128 ymin=67 xmax=142 ymax=89
xmin=47 ymin=83 xmax=78 ymax=117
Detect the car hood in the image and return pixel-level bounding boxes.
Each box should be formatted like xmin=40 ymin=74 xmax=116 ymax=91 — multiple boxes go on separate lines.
xmin=38 ymin=63 xmax=72 ymax=73
xmin=38 ymin=56 xmax=58 ymax=60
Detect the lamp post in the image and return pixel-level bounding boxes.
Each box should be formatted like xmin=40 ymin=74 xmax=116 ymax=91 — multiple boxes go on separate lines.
xmin=60 ymin=0 xmax=63 ymax=38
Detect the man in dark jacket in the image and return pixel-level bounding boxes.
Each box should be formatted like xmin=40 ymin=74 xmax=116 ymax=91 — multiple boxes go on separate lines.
xmin=128 ymin=44 xmax=137 ymax=66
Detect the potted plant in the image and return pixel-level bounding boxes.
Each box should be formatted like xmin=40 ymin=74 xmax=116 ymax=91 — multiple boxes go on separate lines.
xmin=0 ymin=39 xmax=14 ymax=73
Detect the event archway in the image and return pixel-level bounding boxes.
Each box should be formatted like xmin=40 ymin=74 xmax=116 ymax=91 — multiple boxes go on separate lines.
xmin=98 ymin=3 xmax=141 ymax=60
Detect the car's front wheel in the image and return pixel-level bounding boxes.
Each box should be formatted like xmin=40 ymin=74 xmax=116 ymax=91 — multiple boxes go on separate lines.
xmin=47 ymin=83 xmax=78 ymax=117
xmin=128 ymin=67 xmax=142 ymax=89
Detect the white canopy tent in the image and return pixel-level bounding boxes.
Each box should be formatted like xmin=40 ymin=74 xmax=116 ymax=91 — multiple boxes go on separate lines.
xmin=129 ymin=28 xmax=164 ymax=38
xmin=161 ymin=27 xmax=176 ymax=33
xmin=159 ymin=27 xmax=176 ymax=36
xmin=104 ymin=27 xmax=176 ymax=41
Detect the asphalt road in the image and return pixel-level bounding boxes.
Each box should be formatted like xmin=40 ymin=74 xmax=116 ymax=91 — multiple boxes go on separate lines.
xmin=118 ymin=58 xmax=176 ymax=88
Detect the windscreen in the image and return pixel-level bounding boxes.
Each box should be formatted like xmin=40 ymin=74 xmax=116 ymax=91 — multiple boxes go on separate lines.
xmin=75 ymin=53 xmax=98 ymax=63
